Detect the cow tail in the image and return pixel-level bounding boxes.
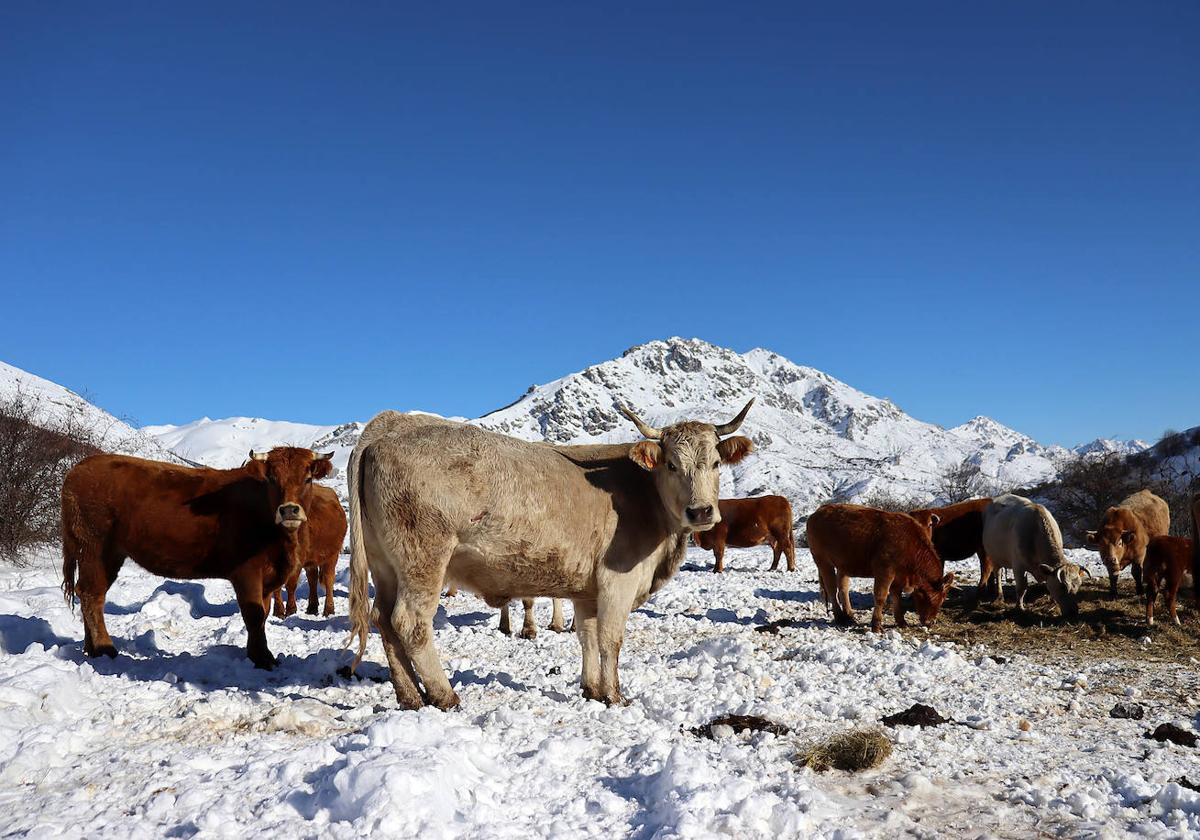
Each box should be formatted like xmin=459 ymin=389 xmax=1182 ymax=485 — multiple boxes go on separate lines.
xmin=60 ymin=482 xmax=81 ymax=609
xmin=345 ymin=441 xmax=372 ymax=672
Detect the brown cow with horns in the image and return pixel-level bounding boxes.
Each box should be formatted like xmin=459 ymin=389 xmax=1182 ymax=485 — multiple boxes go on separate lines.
xmin=61 ymin=447 xmax=334 ymax=668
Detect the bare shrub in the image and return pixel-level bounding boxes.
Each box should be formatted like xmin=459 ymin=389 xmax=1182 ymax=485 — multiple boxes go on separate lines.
xmin=936 ymin=459 xmax=995 ymax=505
xmin=0 ymin=390 xmax=98 ymax=564
xmin=858 ymin=486 xmax=923 ymax=512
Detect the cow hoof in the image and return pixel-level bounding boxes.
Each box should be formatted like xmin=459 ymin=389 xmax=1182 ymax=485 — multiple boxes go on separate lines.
xmin=870 ymin=623 xmax=883 ymax=634
xmin=285 ymin=606 xmax=298 ymax=617
xmin=306 ymin=605 xmax=318 ymax=616
xmin=430 ymin=690 xmax=461 ymax=711
xmin=86 ymin=643 xmax=118 ymax=659
xmin=833 ymin=613 xmax=856 ymax=628
xmin=323 ymin=608 xmax=335 ymax=618
xmin=518 ymin=628 xmax=537 ymax=640
xmin=548 ymin=624 xmax=567 ymax=633
xmin=251 ymin=653 xmax=278 ymax=671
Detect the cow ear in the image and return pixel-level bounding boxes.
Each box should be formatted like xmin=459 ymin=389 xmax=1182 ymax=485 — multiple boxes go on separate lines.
xmin=1121 ymin=530 xmax=1135 ymax=545
xmin=1084 ymin=531 xmax=1098 ymax=546
xmin=310 ymin=457 xmax=334 ymax=480
xmin=717 ymin=436 xmax=754 ymax=465
xmin=629 ymin=441 xmax=662 ymax=471
xmin=929 ymin=514 xmax=940 ymax=527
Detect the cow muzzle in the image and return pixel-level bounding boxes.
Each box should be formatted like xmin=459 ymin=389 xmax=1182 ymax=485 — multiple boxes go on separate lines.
xmin=686 ymin=505 xmax=718 ymax=530
xmin=276 ymin=503 xmax=307 ymax=529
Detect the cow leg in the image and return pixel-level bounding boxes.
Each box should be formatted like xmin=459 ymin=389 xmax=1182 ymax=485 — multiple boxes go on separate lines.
xmin=837 ymin=575 xmax=856 ymax=625
xmin=305 ymin=565 xmax=320 ymax=615
xmin=871 ymin=573 xmax=894 ymax=633
xmin=975 ymin=555 xmax=996 ymax=609
xmin=573 ymin=599 xmax=602 ymax=701
xmin=549 ymin=598 xmax=567 ymax=632
xmin=391 ymin=587 xmax=459 ymax=711
xmin=369 ymin=576 xmax=424 ymax=709
xmin=769 ymin=538 xmax=782 ymax=572
xmin=784 ymin=533 xmax=796 ymax=572
xmin=891 ymin=584 xmax=907 ymax=628
xmin=712 ymin=540 xmax=726 ymax=573
xmin=231 ymin=567 xmax=276 ymax=670
xmin=519 ymin=598 xmax=538 ymax=640
xmin=322 ymin=560 xmax=336 ymax=617
xmin=1167 ymin=572 xmax=1182 ymax=626
xmin=1131 ymin=562 xmax=1144 ymax=596
xmin=1015 ymin=571 xmax=1029 ymax=612
xmin=498 ymin=602 xmax=513 ymax=635
xmin=78 ymin=546 xmax=124 ymax=659
xmin=445 ymin=585 xmax=458 ymax=597
xmin=595 ymin=595 xmax=631 ymax=705
xmin=271 ymin=588 xmax=287 ymax=618
xmin=1108 ymin=571 xmax=1120 ymax=599
xmin=1145 ymin=575 xmax=1158 ymax=625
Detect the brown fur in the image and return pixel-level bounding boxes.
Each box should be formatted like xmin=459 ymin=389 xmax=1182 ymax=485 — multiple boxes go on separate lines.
xmin=693 ymin=496 xmax=795 ymax=573
xmin=910 ymin=498 xmax=994 ymax=596
xmin=272 ymin=486 xmax=348 ymax=618
xmin=1144 ymin=535 xmax=1193 ymax=625
xmin=1086 ymin=489 xmax=1170 ymax=597
xmin=61 ymin=448 xmax=332 ymax=668
xmin=806 ymin=503 xmax=954 ymax=633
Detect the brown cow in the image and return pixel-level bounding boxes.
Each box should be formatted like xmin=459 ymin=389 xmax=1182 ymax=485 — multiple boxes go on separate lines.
xmin=1086 ymin=489 xmax=1170 ymax=597
xmin=909 ymin=498 xmax=995 ymax=600
xmin=806 ymin=503 xmax=955 ymax=633
xmin=61 ymin=447 xmax=334 ymax=669
xmin=1143 ymin=535 xmax=1193 ymax=625
xmin=693 ymin=496 xmax=796 ymax=573
xmin=272 ymin=485 xmax=348 ymax=617
xmin=1193 ymin=490 xmax=1200 ymax=609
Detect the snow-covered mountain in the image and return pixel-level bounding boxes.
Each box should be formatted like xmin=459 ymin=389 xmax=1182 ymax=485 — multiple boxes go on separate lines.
xmin=138 ymin=338 xmax=1095 ymax=515
xmin=0 ymin=361 xmax=179 ymax=462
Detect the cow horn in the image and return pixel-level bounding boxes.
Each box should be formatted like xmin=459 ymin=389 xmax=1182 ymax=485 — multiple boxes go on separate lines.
xmin=249 ymin=450 xmax=269 ymax=461
xmin=619 ymin=404 xmax=661 ymax=440
xmin=714 ymin=398 xmax=755 ymax=436
xmin=1080 ymin=566 xmax=1093 ymax=578
xmin=316 ymin=451 xmax=334 ymax=461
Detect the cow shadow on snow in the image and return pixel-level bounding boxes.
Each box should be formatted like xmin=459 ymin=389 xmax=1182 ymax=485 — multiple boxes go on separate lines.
xmin=0 ymin=615 xmax=74 ymax=655
xmin=105 ymin=580 xmax=240 ymax=619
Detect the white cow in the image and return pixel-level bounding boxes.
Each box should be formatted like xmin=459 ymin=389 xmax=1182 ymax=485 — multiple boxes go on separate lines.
xmin=982 ymin=494 xmax=1079 ymax=618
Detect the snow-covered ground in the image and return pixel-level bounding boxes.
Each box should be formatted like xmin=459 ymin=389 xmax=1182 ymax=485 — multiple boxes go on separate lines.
xmin=2 ymin=546 xmax=1198 ymax=838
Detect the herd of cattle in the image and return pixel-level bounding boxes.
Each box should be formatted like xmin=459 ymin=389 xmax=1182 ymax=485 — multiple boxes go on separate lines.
xmin=56 ymin=400 xmax=1200 ymax=710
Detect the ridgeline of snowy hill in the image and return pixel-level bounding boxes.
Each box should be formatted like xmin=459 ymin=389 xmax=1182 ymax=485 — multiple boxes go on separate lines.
xmin=0 ymin=361 xmax=180 ymax=463
xmin=138 ymin=338 xmax=1139 ymax=515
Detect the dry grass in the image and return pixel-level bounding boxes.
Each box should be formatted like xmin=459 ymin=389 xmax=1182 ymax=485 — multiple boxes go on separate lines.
xmin=926 ymin=578 xmax=1200 ymax=667
xmin=796 ymin=728 xmax=892 ymax=773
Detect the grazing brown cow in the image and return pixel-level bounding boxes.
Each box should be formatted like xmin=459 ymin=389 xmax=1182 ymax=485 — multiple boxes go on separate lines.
xmin=61 ymin=448 xmax=334 ymax=669
xmin=693 ymin=496 xmax=796 ymax=573
xmin=1143 ymin=535 xmax=1193 ymax=625
xmin=806 ymin=503 xmax=955 ymax=633
xmin=272 ymin=486 xmax=348 ymax=618
xmin=909 ymin=498 xmax=995 ymax=600
xmin=1086 ymin=489 xmax=1170 ymax=597
xmin=1192 ymin=490 xmax=1200 ymax=609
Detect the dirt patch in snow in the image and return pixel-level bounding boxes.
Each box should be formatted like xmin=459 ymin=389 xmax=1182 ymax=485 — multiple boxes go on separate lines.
xmin=927 ymin=579 xmax=1200 ymax=668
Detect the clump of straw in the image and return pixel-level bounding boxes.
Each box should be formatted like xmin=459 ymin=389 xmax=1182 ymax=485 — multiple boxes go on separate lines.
xmin=796 ymin=728 xmax=892 ymax=773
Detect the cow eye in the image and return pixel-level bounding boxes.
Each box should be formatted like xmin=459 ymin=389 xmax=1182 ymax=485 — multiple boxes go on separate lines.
xmin=712 ymin=461 xmax=720 ymax=470
xmin=667 ymin=462 xmax=677 ymax=472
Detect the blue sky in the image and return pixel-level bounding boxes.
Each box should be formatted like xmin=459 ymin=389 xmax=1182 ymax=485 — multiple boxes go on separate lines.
xmin=2 ymin=2 xmax=1196 ymax=446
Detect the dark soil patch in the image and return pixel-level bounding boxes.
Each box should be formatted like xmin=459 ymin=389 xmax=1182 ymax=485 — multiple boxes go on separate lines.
xmin=691 ymin=714 xmax=790 ymax=739
xmin=927 ymin=578 xmax=1200 ymax=667
xmin=755 ymin=618 xmax=803 ymax=634
xmin=1176 ymin=777 xmax=1200 ymax=792
xmin=881 ymin=703 xmax=949 ymax=728
xmin=1147 ymin=723 xmax=1197 ymax=747
xmin=1109 ymin=702 xmax=1145 ymax=720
